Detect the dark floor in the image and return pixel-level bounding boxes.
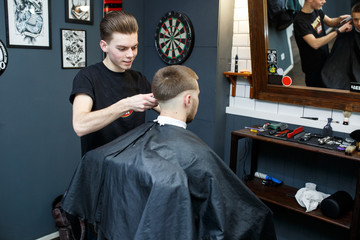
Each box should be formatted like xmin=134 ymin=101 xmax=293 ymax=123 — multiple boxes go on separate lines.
xmin=287 ymin=35 xmax=305 ymax=86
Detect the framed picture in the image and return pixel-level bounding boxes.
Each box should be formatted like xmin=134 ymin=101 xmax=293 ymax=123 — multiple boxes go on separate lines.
xmin=66 ymin=0 xmax=93 ymax=25
xmin=61 ymin=29 xmax=87 ymax=69
xmin=103 ymin=0 xmax=122 ymax=16
xmin=4 ymin=0 xmax=51 ymax=49
xmin=0 ymin=40 xmax=8 ymax=76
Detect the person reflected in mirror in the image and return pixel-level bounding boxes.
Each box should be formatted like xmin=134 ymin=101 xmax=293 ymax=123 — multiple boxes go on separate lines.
xmin=294 ymin=0 xmax=353 ymax=87
xmin=321 ymin=2 xmax=360 ymax=89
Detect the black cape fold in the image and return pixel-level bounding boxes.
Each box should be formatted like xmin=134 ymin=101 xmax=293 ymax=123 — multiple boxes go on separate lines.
xmin=62 ymin=122 xmax=276 ymax=240
xmin=321 ymin=29 xmax=360 ymax=90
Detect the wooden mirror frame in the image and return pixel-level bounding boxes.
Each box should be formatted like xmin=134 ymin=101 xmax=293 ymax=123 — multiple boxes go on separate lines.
xmin=249 ymin=0 xmax=360 ymax=112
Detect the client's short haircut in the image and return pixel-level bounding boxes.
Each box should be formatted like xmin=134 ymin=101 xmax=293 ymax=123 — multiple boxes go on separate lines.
xmin=352 ymin=2 xmax=360 ymax=13
xmin=152 ymin=65 xmax=198 ymax=101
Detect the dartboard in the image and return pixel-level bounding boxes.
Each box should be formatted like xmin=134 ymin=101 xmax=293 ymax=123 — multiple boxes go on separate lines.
xmin=154 ymin=11 xmax=194 ymax=65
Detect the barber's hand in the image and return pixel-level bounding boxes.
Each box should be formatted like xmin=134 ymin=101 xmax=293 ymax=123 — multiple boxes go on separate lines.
xmin=338 ymin=21 xmax=353 ymax=33
xmin=339 ymin=15 xmax=351 ymax=22
xmin=127 ymin=93 xmax=159 ymax=112
xmin=338 ymin=14 xmax=351 ymax=25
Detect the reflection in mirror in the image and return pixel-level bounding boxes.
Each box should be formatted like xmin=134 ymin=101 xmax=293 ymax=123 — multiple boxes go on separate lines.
xmin=248 ymin=0 xmax=360 ymax=112
xmin=268 ymin=0 xmax=359 ymax=90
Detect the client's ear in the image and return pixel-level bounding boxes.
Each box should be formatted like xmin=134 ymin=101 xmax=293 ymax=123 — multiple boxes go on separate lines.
xmin=184 ymin=94 xmax=192 ymax=108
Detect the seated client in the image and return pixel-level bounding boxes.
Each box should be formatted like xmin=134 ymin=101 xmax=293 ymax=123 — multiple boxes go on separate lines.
xmin=62 ymin=65 xmax=276 ymax=240
xmin=321 ymin=2 xmax=360 ymax=89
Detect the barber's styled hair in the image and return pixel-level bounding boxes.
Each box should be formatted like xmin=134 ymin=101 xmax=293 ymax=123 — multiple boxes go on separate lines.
xmin=100 ymin=11 xmax=138 ymax=41
xmin=152 ymin=65 xmax=199 ymax=101
xmin=352 ymin=2 xmax=360 ymax=13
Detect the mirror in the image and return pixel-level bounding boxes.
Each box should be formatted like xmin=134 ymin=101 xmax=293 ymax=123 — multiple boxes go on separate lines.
xmin=248 ymin=0 xmax=360 ymax=112
xmin=268 ymin=0 xmax=354 ymax=88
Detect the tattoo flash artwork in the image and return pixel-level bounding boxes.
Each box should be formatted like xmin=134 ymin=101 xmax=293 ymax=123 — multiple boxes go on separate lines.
xmin=66 ymin=0 xmax=93 ymax=24
xmin=61 ymin=29 xmax=86 ymax=69
xmin=5 ymin=0 xmax=50 ymax=48
xmin=70 ymin=0 xmax=90 ymax=21
xmin=13 ymin=0 xmax=44 ymax=44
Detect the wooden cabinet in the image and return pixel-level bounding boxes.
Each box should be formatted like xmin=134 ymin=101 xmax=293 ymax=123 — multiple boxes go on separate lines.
xmin=230 ymin=129 xmax=360 ymax=239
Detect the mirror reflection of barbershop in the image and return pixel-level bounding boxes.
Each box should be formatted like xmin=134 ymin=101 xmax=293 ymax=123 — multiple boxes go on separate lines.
xmin=268 ymin=0 xmax=360 ymax=88
xmin=1 ymin=0 xmax=360 ymax=239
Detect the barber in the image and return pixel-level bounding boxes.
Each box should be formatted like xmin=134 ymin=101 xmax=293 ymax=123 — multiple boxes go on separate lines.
xmin=70 ymin=11 xmax=159 ymax=156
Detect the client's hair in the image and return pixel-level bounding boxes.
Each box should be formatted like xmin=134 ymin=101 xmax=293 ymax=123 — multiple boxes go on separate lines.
xmin=352 ymin=2 xmax=360 ymax=13
xmin=152 ymin=65 xmax=198 ymax=101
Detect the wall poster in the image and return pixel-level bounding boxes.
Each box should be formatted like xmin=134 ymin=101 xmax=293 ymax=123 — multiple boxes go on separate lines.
xmin=103 ymin=0 xmax=122 ymax=16
xmin=61 ymin=29 xmax=87 ymax=69
xmin=4 ymin=0 xmax=51 ymax=49
xmin=65 ymin=0 xmax=93 ymax=25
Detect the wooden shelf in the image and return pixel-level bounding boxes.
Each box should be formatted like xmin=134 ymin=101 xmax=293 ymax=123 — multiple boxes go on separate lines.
xmin=232 ymin=129 xmax=360 ymax=163
xmin=230 ymin=128 xmax=360 ymax=239
xmin=224 ymin=71 xmax=252 ymax=98
xmin=244 ymin=178 xmax=352 ymax=229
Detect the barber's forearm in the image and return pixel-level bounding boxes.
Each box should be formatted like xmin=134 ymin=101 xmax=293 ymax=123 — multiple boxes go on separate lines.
xmin=316 ymin=31 xmax=337 ymax=48
xmin=324 ymin=15 xmax=342 ymax=28
xmin=327 ymin=15 xmax=351 ymax=28
xmin=303 ymin=32 xmax=337 ymax=50
xmin=73 ymin=94 xmax=158 ymax=136
xmin=329 ymin=17 xmax=341 ymax=27
xmin=73 ymin=99 xmax=131 ymax=137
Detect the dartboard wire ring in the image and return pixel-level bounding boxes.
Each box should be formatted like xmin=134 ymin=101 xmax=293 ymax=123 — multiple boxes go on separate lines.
xmin=159 ymin=18 xmax=187 ymax=58
xmin=154 ymin=11 xmax=194 ymax=65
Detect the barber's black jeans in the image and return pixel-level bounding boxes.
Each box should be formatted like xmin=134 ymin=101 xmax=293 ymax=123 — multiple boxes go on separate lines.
xmin=305 ymin=72 xmax=325 ymax=88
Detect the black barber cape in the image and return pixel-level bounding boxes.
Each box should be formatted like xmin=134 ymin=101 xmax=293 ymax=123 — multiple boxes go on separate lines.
xmin=321 ymin=29 xmax=360 ymax=89
xmin=62 ymin=122 xmax=276 ymax=240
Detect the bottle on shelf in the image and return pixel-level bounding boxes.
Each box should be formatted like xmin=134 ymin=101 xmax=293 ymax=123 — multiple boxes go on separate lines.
xmin=235 ymin=54 xmax=238 ymax=73
xmin=322 ymin=118 xmax=333 ymax=137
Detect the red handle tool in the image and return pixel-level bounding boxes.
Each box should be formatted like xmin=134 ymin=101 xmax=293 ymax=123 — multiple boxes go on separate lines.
xmin=287 ymin=126 xmax=303 ymax=138
xmin=274 ymin=129 xmax=290 ymax=137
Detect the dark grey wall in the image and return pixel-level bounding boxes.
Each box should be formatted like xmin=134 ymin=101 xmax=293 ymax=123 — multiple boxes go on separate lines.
xmin=268 ymin=26 xmax=292 ymax=72
xmin=323 ymin=0 xmax=352 ymax=19
xmin=0 ymin=0 xmax=105 ymax=239
xmin=139 ymin=0 xmax=230 ymax=157
xmin=128 ymin=0 xmax=230 ymax=155
xmin=0 ymin=0 xmax=230 ymax=239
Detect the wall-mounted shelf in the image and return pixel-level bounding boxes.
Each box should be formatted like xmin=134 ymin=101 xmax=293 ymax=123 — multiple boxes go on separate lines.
xmin=224 ymin=71 xmax=252 ymax=98
xmin=230 ymin=128 xmax=360 ymax=239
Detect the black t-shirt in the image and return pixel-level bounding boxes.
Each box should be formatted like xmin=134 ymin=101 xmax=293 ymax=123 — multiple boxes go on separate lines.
xmin=294 ymin=10 xmax=329 ymax=74
xmin=70 ymin=62 xmax=151 ymax=156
